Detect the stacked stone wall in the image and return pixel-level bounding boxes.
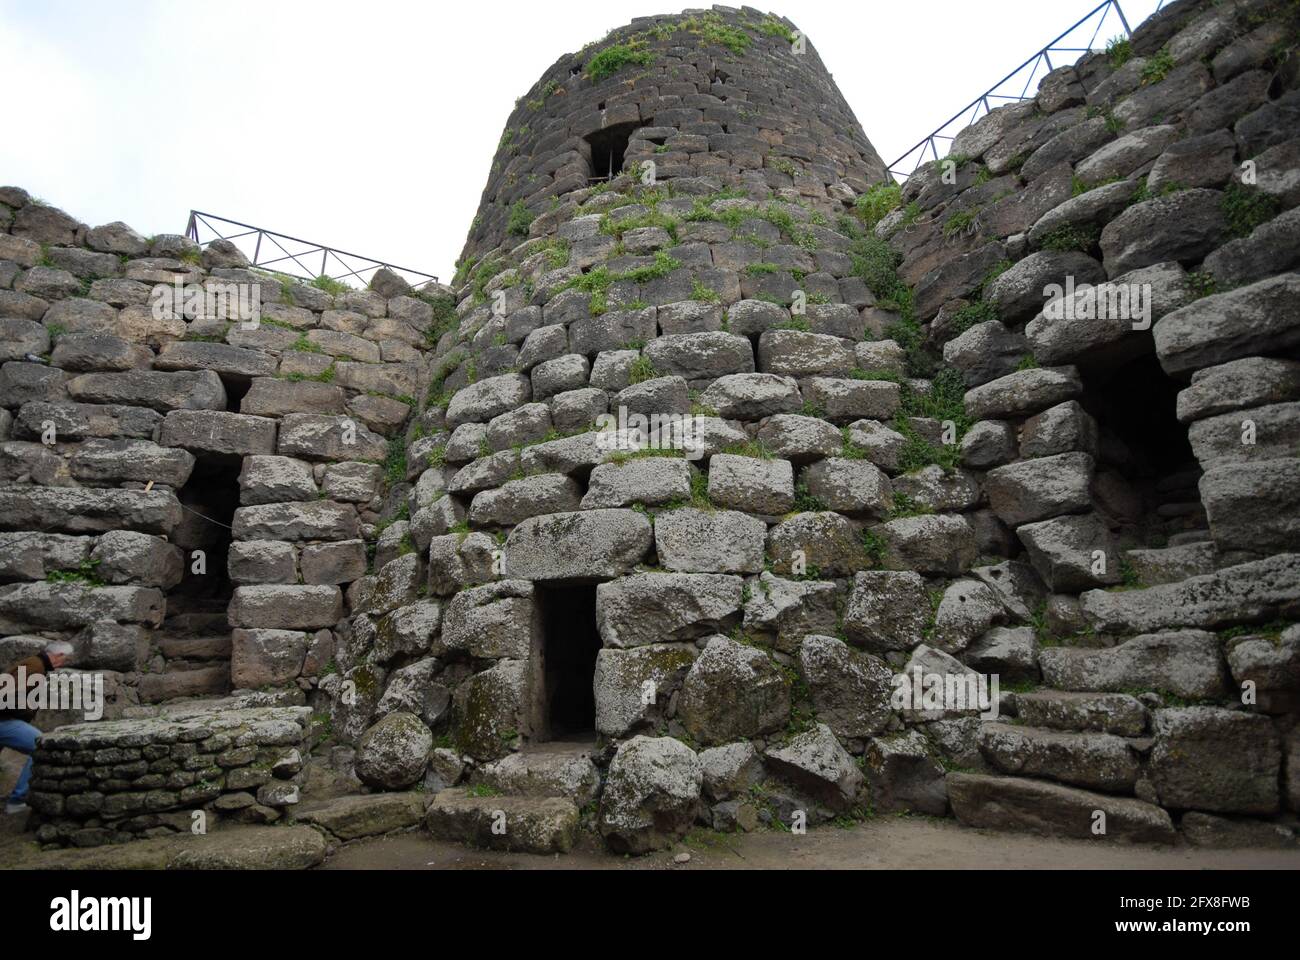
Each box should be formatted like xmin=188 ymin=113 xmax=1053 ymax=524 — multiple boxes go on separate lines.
xmin=8 ymin=0 xmax=1300 ymax=854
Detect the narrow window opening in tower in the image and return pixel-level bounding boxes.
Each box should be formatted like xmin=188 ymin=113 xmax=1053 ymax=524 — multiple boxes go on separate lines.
xmin=1079 ymin=350 xmax=1204 ymax=548
xmin=221 ymin=374 xmax=252 ymax=414
xmin=584 ymin=120 xmax=644 ymax=182
xmin=538 ymin=585 xmax=601 ymax=739
xmin=711 ymin=68 xmax=729 ymax=84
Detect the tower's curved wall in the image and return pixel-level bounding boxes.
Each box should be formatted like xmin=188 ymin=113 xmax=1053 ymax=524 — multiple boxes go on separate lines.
xmin=458 ymin=8 xmax=889 ymax=269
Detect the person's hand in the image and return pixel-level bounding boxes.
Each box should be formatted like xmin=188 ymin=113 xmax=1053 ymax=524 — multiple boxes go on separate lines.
xmin=47 ymin=652 xmax=69 ymax=669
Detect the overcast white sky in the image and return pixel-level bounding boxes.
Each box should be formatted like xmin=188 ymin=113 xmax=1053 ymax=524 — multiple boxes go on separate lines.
xmin=0 ymin=0 xmax=1163 ymax=283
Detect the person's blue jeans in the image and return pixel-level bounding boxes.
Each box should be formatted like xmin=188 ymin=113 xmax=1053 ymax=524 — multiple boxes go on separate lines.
xmin=0 ymin=719 xmax=39 ymax=804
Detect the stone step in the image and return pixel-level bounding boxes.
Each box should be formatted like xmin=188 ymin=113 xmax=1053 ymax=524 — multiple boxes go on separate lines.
xmin=1012 ymin=690 xmax=1149 ymax=736
xmin=978 ymin=722 xmax=1143 ymax=793
xmin=475 ymin=742 xmax=601 ymax=806
xmin=946 ymin=772 xmax=1176 ymax=843
xmin=424 ymin=788 xmax=579 ymax=854
xmin=161 ymin=611 xmax=230 ymax=633
xmin=295 ymin=793 xmax=424 ymax=841
xmin=158 ymin=633 xmax=232 ymax=661
xmin=1123 ymin=541 xmax=1216 ymax=586
xmin=138 ymin=664 xmax=230 ymax=703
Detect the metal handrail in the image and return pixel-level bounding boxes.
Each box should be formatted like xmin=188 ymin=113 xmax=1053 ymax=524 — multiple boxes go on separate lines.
xmin=886 ymin=0 xmax=1165 ymax=179
xmin=185 ymin=211 xmax=439 ymax=287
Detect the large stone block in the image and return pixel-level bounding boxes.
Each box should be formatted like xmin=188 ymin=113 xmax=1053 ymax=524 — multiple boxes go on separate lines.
xmin=1150 ymin=707 xmax=1280 ymax=815
xmin=229 ymin=585 xmax=344 ymax=630
xmin=232 ymin=501 xmax=359 ymax=542
xmin=66 ymin=369 xmax=227 ymax=413
xmin=161 ymin=410 xmax=277 ymax=457
xmin=594 ymin=643 xmax=697 ymax=737
xmin=0 ymin=486 xmax=180 ymax=535
xmin=504 ymin=509 xmax=651 ymax=583
xmin=653 ymin=508 xmax=766 ymax=574
xmin=595 ymin=573 xmax=742 ymax=648
xmin=679 ymin=635 xmax=790 ymax=746
xmin=1039 ymin=630 xmax=1228 ymax=700
xmin=599 ymin=736 xmax=702 ymax=854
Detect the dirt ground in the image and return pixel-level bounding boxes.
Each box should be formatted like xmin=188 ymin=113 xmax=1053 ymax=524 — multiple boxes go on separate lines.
xmin=320 ymin=817 xmax=1300 ymax=871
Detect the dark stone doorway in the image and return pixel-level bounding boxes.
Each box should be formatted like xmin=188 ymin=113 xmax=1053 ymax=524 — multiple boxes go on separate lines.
xmin=538 ymin=585 xmax=601 ymax=738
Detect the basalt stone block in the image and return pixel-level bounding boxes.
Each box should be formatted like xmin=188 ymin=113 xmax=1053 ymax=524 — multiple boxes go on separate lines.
xmin=644 ymin=332 xmax=754 ymax=381
xmin=446 ymin=374 xmax=532 ymax=428
xmin=1150 ymin=707 xmax=1280 ymax=815
xmin=964 ymin=366 xmax=1081 ymax=421
xmin=582 ymin=457 xmax=691 ymax=509
xmin=799 ymin=634 xmax=894 ymax=739
xmin=232 ymin=501 xmax=358 ymax=542
xmin=1099 ymin=188 xmax=1229 ymax=278
xmin=594 ymin=644 xmax=698 ymax=738
xmin=231 ymin=629 xmax=309 ymax=688
xmin=943 ymin=320 xmax=1028 ymax=388
xmin=161 ymin=410 xmax=277 ymax=457
xmin=755 ymin=414 xmax=841 ymax=463
xmin=228 ymin=540 xmax=297 ymax=585
xmin=90 ymin=530 xmax=184 ymax=588
xmin=767 ymin=511 xmax=870 ymax=577
xmin=986 ymin=453 xmax=1094 ymax=528
xmin=0 ymin=582 xmax=165 ymax=632
xmin=800 ymin=458 xmax=892 ymax=518
xmin=764 ymin=723 xmax=864 ymax=812
xmin=741 ymin=572 xmax=839 ymax=654
xmin=889 ymin=465 xmax=981 ymax=513
xmin=66 ymin=369 xmax=227 ymax=413
xmin=470 ymin=473 xmax=583 ymax=526
xmin=229 ymin=585 xmax=344 ymax=631
xmin=596 ymin=573 xmax=743 ymax=649
xmin=238 ymin=455 xmax=317 ymax=505
xmin=441 ymin=581 xmax=536 ymax=661
xmin=0 ymin=362 xmax=70 ymax=406
xmin=277 ymin=413 xmax=387 ymax=462
xmin=700 ymin=373 xmax=801 ymax=420
xmin=947 ymin=772 xmax=1175 ymax=843
xmin=1175 ymin=356 xmax=1300 ymax=421
xmin=68 ymin=438 xmax=195 ymax=487
xmin=757 ymin=329 xmax=855 ymax=377
xmin=843 ymin=570 xmax=931 ymax=653
xmin=373 ymin=600 xmax=443 ymax=663
xmin=452 ymin=659 xmax=529 ymax=762
xmin=1016 ymin=512 xmax=1122 ymax=592
xmin=154 ymin=342 xmax=278 ymax=378
xmin=505 ymin=509 xmax=652 ymax=583
xmin=1041 ymin=630 xmax=1228 ymax=701
xmin=1199 ymin=458 xmax=1300 ymax=554
xmin=599 ymin=736 xmax=702 ymax=854
xmin=679 ymin=636 xmax=790 ymax=746
xmin=1154 ymin=275 xmax=1300 ymax=377
xmin=654 ymin=508 xmax=766 ymax=574
xmin=707 ymin=454 xmax=794 ymax=515
xmin=1025 ymin=261 xmax=1192 ymax=367
xmin=803 ymin=377 xmax=901 ymax=423
xmin=0 ymin=486 xmax=180 ymax=535
xmin=241 ymin=378 xmax=346 ymax=417
xmin=878 ymin=514 xmax=977 ymax=576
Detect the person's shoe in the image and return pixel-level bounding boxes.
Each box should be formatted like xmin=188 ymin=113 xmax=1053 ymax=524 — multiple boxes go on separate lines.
xmin=4 ymin=801 xmax=28 ymax=815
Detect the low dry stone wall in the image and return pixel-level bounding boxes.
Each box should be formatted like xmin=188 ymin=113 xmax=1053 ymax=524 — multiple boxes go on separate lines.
xmin=26 ymin=705 xmax=312 ymax=847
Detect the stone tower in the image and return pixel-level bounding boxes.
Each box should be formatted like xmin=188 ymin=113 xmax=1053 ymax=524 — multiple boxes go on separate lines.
xmin=4 ymin=0 xmax=1300 ymax=855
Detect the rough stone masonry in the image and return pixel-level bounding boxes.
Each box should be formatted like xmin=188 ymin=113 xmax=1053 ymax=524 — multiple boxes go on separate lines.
xmin=3 ymin=0 xmax=1300 ymax=855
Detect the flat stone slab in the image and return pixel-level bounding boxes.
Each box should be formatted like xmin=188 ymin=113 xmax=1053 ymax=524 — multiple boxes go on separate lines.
xmin=296 ymin=793 xmax=425 ymax=841
xmin=425 ymin=789 xmax=579 ymax=854
xmin=1 ymin=825 xmax=326 ymax=870
xmin=947 ymin=772 xmax=1176 ymax=843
